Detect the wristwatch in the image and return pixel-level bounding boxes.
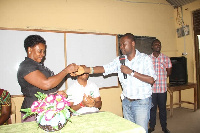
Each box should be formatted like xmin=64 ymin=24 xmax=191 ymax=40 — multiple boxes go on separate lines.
xmin=130 ymin=70 xmax=135 ymax=77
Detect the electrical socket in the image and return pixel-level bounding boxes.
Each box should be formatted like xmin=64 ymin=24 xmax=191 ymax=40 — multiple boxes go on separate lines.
xmin=182 ymin=52 xmax=187 ymax=56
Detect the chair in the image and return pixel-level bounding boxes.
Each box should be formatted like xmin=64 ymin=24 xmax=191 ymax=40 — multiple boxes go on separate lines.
xmin=7 ymin=98 xmax=16 ymax=124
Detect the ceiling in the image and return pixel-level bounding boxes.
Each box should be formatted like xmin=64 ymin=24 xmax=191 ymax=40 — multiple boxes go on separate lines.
xmin=166 ymin=0 xmax=197 ymax=8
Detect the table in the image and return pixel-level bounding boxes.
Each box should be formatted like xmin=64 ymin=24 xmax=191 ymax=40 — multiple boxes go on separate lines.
xmin=0 ymin=111 xmax=145 ymax=133
xmin=167 ymin=83 xmax=197 ymax=117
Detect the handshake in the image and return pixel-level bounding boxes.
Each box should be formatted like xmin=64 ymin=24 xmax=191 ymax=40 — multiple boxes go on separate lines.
xmin=66 ymin=63 xmax=95 ymax=76
xmin=69 ymin=65 xmax=86 ymax=77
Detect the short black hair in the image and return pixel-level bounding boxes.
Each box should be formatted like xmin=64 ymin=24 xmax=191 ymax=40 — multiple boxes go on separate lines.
xmin=121 ymin=33 xmax=136 ymax=42
xmin=152 ymin=39 xmax=161 ymax=46
xmin=24 ymin=35 xmax=46 ymax=52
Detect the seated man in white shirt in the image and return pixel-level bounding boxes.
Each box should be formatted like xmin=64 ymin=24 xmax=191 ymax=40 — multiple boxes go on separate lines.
xmin=67 ymin=70 xmax=102 ymax=115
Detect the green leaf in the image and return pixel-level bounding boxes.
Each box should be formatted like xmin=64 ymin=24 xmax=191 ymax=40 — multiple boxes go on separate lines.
xmin=61 ymin=110 xmax=67 ymax=120
xmin=53 ymin=125 xmax=59 ymax=130
xmin=22 ymin=112 xmax=35 ymax=119
xmin=67 ymin=118 xmax=72 ymax=122
xmin=20 ymin=108 xmax=31 ymax=113
xmin=65 ymin=106 xmax=76 ymax=113
xmin=34 ymin=92 xmax=47 ymax=100
xmin=37 ymin=112 xmax=45 ymax=124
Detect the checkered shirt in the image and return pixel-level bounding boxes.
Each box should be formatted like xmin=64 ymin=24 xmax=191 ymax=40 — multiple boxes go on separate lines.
xmin=149 ymin=53 xmax=172 ymax=93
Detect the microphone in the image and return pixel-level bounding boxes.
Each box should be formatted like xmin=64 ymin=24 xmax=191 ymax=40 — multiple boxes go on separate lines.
xmin=119 ymin=55 xmax=127 ymax=79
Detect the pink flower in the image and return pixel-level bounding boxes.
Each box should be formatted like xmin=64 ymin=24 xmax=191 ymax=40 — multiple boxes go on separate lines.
xmin=55 ymin=94 xmax=64 ymax=102
xmin=22 ymin=92 xmax=74 ymax=123
xmin=45 ymin=95 xmax=55 ymax=103
xmin=31 ymin=100 xmax=46 ymax=113
xmin=55 ymin=94 xmax=70 ymax=106
xmin=45 ymin=110 xmax=56 ymax=121
xmin=38 ymin=101 xmax=46 ymax=113
xmin=56 ymin=101 xmax=65 ymax=111
xmin=31 ymin=101 xmax=40 ymax=112
xmin=64 ymin=100 xmax=71 ymax=106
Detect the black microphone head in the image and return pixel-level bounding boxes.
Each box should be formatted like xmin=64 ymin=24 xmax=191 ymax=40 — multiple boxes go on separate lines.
xmin=119 ymin=55 xmax=127 ymax=79
xmin=119 ymin=55 xmax=125 ymax=64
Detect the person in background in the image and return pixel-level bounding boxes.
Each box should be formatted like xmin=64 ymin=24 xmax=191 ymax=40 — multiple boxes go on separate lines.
xmin=148 ymin=39 xmax=172 ymax=133
xmin=17 ymin=35 xmax=79 ymax=122
xmin=67 ymin=66 xmax=102 ymax=115
xmin=74 ymin=33 xmax=157 ymax=132
xmin=0 ymin=88 xmax=11 ymax=125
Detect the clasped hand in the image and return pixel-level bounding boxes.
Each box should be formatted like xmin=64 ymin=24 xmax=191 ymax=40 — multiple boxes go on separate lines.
xmin=82 ymin=94 xmax=95 ymax=107
xmin=70 ymin=65 xmax=85 ymax=77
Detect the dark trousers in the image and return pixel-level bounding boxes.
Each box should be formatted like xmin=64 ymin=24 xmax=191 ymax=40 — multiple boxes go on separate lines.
xmin=149 ymin=92 xmax=167 ymax=130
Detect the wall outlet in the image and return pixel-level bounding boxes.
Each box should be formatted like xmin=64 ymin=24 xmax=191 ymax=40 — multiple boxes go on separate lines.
xmin=182 ymin=52 xmax=187 ymax=56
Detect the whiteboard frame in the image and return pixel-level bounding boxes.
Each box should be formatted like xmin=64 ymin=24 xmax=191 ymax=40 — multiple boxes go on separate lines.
xmin=0 ymin=28 xmax=119 ymax=95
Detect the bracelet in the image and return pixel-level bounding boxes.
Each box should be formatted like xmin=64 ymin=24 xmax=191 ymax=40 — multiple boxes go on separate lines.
xmin=89 ymin=67 xmax=94 ymax=74
xmin=130 ymin=70 xmax=135 ymax=77
xmin=80 ymin=102 xmax=84 ymax=107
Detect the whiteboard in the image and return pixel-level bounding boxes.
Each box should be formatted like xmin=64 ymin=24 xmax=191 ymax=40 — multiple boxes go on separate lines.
xmin=0 ymin=30 xmax=65 ymax=95
xmin=66 ymin=33 xmax=118 ymax=88
xmin=0 ymin=30 xmax=118 ymax=95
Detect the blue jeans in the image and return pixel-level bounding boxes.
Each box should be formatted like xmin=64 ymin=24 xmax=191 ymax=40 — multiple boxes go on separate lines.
xmin=122 ymin=97 xmax=152 ymax=133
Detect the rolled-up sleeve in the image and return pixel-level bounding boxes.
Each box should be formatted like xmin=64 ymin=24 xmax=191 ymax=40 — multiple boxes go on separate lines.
xmin=145 ymin=56 xmax=157 ymax=81
xmin=103 ymin=57 xmax=119 ymax=76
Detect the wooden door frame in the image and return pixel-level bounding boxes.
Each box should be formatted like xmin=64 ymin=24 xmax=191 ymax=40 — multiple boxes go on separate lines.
xmin=194 ymin=32 xmax=200 ymax=108
xmin=193 ymin=9 xmax=200 ymax=109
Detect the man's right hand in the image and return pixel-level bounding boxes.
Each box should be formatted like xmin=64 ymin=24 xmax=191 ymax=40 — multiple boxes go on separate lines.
xmin=82 ymin=94 xmax=95 ymax=107
xmin=70 ymin=66 xmax=85 ymax=76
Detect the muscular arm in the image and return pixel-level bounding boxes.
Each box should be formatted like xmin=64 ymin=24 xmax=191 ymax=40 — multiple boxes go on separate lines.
xmin=84 ymin=66 xmax=105 ymax=74
xmin=134 ymin=72 xmax=155 ymax=85
xmin=24 ymin=64 xmax=78 ymax=90
xmin=82 ymin=65 xmax=155 ymax=85
xmin=0 ymin=105 xmax=11 ymax=125
xmin=93 ymin=96 xmax=102 ymax=109
xmin=69 ymin=102 xmax=81 ymax=111
xmin=166 ymin=67 xmax=172 ymax=77
xmin=121 ymin=65 xmax=155 ymax=85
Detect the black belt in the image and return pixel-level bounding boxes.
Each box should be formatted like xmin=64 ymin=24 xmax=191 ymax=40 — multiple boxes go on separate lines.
xmin=126 ymin=97 xmax=141 ymax=101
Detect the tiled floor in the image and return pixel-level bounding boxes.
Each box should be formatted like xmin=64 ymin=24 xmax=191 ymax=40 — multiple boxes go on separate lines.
xmin=152 ymin=108 xmax=200 ymax=133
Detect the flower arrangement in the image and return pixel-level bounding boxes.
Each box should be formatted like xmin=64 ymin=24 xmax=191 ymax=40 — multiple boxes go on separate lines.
xmin=21 ymin=92 xmax=75 ymax=132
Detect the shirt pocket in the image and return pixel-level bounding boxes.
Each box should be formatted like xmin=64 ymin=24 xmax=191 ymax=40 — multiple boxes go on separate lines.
xmin=160 ymin=61 xmax=166 ymax=69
